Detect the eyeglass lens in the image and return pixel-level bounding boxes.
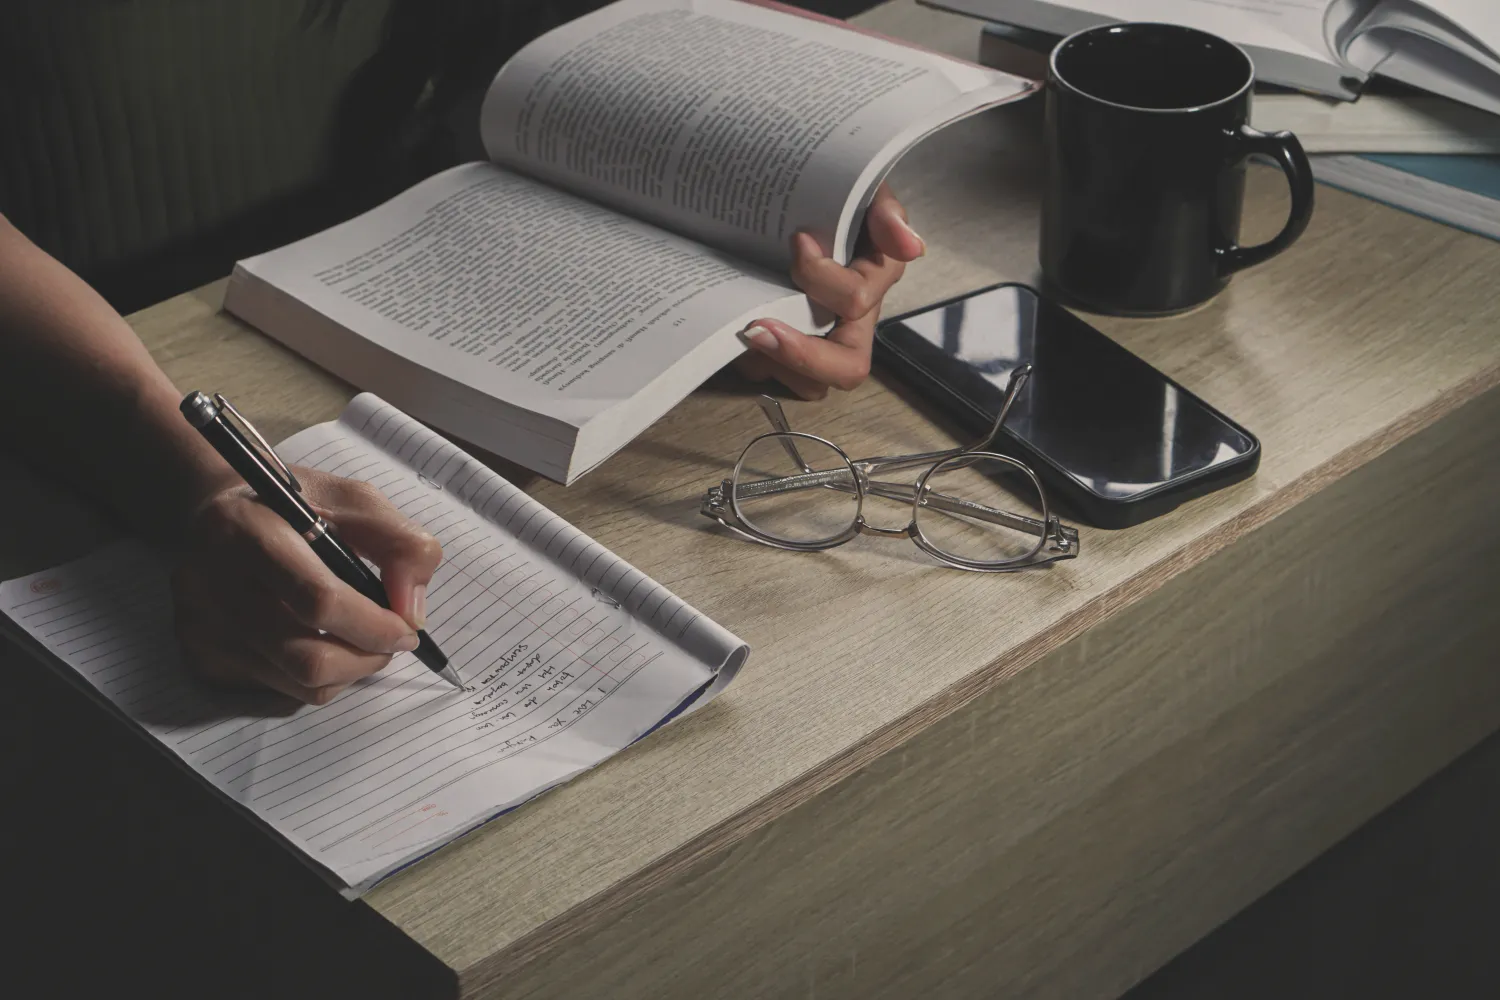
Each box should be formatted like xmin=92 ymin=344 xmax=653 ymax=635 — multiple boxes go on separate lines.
xmin=733 ymin=434 xmax=859 ymax=545
xmin=913 ymin=455 xmax=1048 ymax=564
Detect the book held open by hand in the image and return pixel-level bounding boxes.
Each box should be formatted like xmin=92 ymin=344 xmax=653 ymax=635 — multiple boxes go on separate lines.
xmin=223 ymin=0 xmax=1035 ymax=484
xmin=0 ymin=396 xmax=747 ymax=893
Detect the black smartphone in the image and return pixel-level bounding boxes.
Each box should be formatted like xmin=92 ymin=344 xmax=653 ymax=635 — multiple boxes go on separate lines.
xmin=874 ymin=282 xmax=1259 ymax=528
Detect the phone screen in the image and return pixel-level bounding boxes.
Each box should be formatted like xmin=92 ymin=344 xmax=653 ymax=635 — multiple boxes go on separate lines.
xmin=884 ymin=285 xmax=1255 ymax=500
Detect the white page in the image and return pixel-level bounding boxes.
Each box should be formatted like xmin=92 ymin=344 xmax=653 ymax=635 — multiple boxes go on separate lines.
xmin=1333 ymin=0 xmax=1500 ymax=115
xmin=481 ymin=0 xmax=1029 ymax=270
xmin=1103 ymin=0 xmax=1331 ymax=55
xmin=0 ymin=395 xmax=746 ymax=892
xmin=1336 ymin=0 xmax=1500 ymax=69
xmin=930 ymin=0 xmax=1352 ymax=94
xmin=939 ymin=0 xmax=1334 ymax=60
xmin=233 ymin=162 xmax=798 ymax=431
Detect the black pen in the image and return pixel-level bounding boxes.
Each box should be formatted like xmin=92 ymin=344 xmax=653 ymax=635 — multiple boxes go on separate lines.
xmin=180 ymin=391 xmax=462 ymax=689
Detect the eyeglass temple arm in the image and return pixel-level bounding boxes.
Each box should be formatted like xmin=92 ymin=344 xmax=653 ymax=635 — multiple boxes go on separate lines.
xmin=755 ymin=396 xmax=949 ymax=476
xmin=751 ymin=362 xmax=1028 ymax=472
xmin=754 ymin=396 xmax=814 ymax=472
xmin=855 ymin=449 xmax=966 ymax=475
xmin=730 ymin=467 xmax=857 ymax=499
xmin=862 ymin=479 xmax=1059 ymax=539
xmin=846 ymin=363 xmax=1034 ymax=476
xmin=965 ymin=363 xmax=1031 ymax=453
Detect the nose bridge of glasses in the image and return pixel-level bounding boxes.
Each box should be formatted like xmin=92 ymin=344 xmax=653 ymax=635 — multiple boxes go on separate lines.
xmin=856 ymin=517 xmax=914 ymax=538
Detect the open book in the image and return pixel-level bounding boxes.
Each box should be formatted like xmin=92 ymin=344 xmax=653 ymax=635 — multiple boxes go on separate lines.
xmin=0 ymin=395 xmax=747 ymax=893
xmin=929 ymin=0 xmax=1500 ymax=114
xmin=224 ymin=0 xmax=1035 ymax=484
xmin=976 ymin=20 xmax=1500 ymax=154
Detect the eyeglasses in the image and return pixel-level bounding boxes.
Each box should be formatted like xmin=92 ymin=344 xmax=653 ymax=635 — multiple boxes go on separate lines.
xmin=699 ymin=365 xmax=1079 ymax=572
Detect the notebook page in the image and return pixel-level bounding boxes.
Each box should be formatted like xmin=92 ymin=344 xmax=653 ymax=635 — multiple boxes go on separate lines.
xmin=0 ymin=395 xmax=745 ymax=892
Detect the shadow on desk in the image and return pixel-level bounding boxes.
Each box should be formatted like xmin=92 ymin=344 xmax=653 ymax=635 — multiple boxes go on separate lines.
xmin=1126 ymin=728 xmax=1500 ymax=1000
xmin=2 ymin=650 xmax=450 ymax=1000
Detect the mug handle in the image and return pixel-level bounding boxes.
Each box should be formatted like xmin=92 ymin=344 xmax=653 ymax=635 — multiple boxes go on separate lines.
xmin=1217 ymin=125 xmax=1315 ymax=276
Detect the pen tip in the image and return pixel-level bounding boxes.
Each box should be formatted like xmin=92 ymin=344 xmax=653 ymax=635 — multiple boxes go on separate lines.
xmin=438 ymin=664 xmax=465 ymax=690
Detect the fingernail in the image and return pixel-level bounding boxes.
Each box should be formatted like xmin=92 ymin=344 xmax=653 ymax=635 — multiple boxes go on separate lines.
xmin=895 ymin=215 xmax=926 ymax=256
xmin=412 ymin=584 xmax=427 ymax=629
xmin=394 ymin=631 xmax=419 ymax=653
xmin=740 ymin=325 xmax=779 ymax=353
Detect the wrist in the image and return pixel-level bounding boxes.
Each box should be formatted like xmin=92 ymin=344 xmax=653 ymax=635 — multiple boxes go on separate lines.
xmin=118 ymin=384 xmax=243 ymax=551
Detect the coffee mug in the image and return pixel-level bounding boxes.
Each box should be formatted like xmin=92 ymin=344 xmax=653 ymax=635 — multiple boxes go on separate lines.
xmin=1040 ymin=23 xmax=1314 ymax=316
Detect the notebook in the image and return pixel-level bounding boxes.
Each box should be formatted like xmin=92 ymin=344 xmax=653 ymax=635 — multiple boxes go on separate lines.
xmin=0 ymin=394 xmax=746 ymax=894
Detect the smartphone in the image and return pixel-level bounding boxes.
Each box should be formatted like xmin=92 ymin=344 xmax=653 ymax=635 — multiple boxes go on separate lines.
xmin=874 ymin=283 xmax=1259 ymax=528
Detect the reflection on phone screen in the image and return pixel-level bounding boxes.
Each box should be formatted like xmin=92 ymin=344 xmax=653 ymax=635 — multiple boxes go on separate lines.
xmin=896 ymin=286 xmax=1254 ymax=499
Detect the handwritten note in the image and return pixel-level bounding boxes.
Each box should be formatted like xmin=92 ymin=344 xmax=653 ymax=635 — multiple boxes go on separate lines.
xmin=0 ymin=395 xmax=746 ymax=892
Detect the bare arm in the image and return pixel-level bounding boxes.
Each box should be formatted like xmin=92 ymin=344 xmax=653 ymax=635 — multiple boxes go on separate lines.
xmin=0 ymin=216 xmax=442 ymax=705
xmin=0 ymin=214 xmax=236 ymax=545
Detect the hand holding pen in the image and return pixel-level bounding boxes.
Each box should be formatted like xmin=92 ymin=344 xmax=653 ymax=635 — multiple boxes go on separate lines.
xmin=173 ymin=392 xmax=459 ymax=704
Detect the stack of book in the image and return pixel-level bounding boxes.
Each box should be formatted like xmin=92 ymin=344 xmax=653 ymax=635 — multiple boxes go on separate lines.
xmin=959 ymin=4 xmax=1500 ymax=241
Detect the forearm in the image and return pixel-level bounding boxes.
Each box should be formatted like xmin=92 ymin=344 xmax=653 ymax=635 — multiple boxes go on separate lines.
xmin=0 ymin=215 xmax=234 ymax=546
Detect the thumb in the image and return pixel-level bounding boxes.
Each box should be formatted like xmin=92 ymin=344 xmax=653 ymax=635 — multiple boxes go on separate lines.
xmin=865 ymin=183 xmax=924 ymax=262
xmin=302 ymin=475 xmax=444 ymax=630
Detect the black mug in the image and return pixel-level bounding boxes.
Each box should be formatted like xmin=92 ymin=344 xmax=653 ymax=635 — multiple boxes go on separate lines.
xmin=1040 ymin=23 xmax=1314 ymax=316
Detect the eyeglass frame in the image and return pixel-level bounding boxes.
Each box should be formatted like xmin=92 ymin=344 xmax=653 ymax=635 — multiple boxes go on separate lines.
xmin=699 ymin=364 xmax=1080 ymax=572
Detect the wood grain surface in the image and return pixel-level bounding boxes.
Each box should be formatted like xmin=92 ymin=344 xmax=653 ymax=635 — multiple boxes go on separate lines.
xmin=4 ymin=2 xmax=1499 ymax=996
xmin=478 ymin=360 xmax=1500 ymax=1000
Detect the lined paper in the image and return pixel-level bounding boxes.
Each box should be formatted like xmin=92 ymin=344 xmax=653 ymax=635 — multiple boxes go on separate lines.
xmin=0 ymin=394 xmax=745 ymax=891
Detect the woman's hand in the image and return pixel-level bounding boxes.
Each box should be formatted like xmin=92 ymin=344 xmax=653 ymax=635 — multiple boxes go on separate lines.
xmin=735 ymin=183 xmax=924 ymax=400
xmin=0 ymin=216 xmax=444 ymax=706
xmin=171 ymin=469 xmax=443 ymax=706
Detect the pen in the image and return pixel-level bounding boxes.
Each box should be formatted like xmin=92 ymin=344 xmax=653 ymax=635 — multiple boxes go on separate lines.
xmin=180 ymin=391 xmax=462 ymax=690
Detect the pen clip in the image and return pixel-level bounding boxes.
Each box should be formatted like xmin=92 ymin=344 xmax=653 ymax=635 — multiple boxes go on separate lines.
xmin=213 ymin=393 xmax=303 ymax=494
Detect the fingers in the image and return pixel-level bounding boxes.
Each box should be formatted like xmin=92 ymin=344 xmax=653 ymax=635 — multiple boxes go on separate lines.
xmin=174 ymin=567 xmax=395 ymax=700
xmin=206 ymin=573 xmax=394 ymax=686
xmin=864 ymin=183 xmax=925 ymax=262
xmin=790 ymin=232 xmax=905 ymax=321
xmin=740 ymin=314 xmax=875 ymax=393
xmin=173 ymin=471 xmax=444 ymax=706
xmin=734 ymin=351 xmax=829 ymax=401
xmin=175 ymin=608 xmax=353 ymax=707
xmin=752 ymin=184 xmax=916 ymax=399
xmin=300 ymin=473 xmax=443 ymax=629
xmin=199 ymin=492 xmax=418 ymax=655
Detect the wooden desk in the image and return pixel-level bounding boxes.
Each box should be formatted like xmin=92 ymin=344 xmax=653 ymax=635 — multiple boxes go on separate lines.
xmin=5 ymin=3 xmax=1499 ymax=997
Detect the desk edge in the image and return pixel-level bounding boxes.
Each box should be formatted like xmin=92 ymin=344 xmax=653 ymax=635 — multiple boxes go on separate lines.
xmin=447 ymin=360 xmax=1500 ymax=985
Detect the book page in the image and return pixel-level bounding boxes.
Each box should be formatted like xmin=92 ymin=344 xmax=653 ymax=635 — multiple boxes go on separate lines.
xmin=932 ymin=0 xmax=1340 ymax=70
xmin=1331 ymin=1 xmax=1500 ymax=114
xmin=1416 ymin=0 xmax=1500 ymax=44
xmin=232 ymin=162 xmax=799 ymax=429
xmin=480 ymin=0 xmax=1030 ymax=270
xmin=0 ymin=395 xmax=747 ymax=892
xmin=966 ymin=0 xmax=1332 ymax=54
xmin=1333 ymin=0 xmax=1499 ymax=65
